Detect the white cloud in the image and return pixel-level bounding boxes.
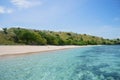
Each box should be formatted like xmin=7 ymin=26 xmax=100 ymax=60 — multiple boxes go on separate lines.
xmin=0 ymin=27 xmax=3 ymax=31
xmin=11 ymin=0 xmax=41 ymax=9
xmin=0 ymin=6 xmax=13 ymax=14
xmin=0 ymin=7 xmax=4 ymax=14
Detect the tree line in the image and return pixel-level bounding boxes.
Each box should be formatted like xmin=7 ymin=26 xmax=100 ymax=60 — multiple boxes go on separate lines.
xmin=0 ymin=27 xmax=119 ymax=45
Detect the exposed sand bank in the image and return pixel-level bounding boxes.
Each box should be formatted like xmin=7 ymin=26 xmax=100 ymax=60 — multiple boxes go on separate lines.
xmin=0 ymin=45 xmax=85 ymax=56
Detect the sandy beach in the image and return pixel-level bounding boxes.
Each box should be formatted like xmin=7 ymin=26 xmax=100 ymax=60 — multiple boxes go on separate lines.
xmin=0 ymin=45 xmax=84 ymax=56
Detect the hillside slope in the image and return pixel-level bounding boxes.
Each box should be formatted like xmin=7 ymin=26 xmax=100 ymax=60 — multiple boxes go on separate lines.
xmin=0 ymin=27 xmax=119 ymax=45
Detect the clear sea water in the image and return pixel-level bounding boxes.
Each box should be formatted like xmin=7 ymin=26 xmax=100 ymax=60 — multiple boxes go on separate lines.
xmin=0 ymin=45 xmax=120 ymax=80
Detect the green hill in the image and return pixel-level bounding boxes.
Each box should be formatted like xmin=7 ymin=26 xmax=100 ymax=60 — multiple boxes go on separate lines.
xmin=0 ymin=27 xmax=119 ymax=45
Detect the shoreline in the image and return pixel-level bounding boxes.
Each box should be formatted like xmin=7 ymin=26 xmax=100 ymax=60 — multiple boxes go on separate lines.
xmin=0 ymin=45 xmax=88 ymax=57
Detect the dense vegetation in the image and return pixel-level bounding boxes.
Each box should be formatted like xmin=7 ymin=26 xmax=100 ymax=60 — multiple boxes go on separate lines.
xmin=0 ymin=27 xmax=120 ymax=45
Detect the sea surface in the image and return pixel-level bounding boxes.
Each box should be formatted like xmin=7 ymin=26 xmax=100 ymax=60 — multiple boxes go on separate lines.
xmin=0 ymin=45 xmax=120 ymax=80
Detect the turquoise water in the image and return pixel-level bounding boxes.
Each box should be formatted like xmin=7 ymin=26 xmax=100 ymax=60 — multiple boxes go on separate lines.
xmin=0 ymin=45 xmax=120 ymax=80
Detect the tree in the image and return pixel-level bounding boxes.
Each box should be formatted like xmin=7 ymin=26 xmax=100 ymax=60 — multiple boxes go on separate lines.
xmin=2 ymin=28 xmax=7 ymax=34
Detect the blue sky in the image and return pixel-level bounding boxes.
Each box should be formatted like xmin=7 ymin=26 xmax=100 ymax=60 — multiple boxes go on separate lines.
xmin=0 ymin=0 xmax=120 ymax=39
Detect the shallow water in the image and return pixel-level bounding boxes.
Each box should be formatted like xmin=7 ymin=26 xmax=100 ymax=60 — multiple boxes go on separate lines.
xmin=0 ymin=45 xmax=120 ymax=80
